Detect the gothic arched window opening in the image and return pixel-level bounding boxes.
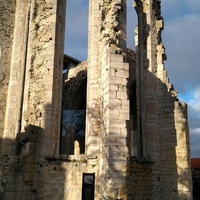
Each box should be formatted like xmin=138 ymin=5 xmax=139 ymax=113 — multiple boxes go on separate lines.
xmin=60 ymin=57 xmax=87 ymax=155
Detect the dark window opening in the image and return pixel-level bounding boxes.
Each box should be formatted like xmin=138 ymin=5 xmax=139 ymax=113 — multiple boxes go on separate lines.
xmin=82 ymin=173 xmax=95 ymax=200
xmin=130 ymin=81 xmax=140 ymax=157
xmin=61 ymin=110 xmax=86 ymax=155
xmin=130 ymin=81 xmax=137 ymax=130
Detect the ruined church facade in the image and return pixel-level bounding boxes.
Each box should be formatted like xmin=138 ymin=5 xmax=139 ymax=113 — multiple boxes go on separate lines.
xmin=0 ymin=0 xmax=193 ymax=199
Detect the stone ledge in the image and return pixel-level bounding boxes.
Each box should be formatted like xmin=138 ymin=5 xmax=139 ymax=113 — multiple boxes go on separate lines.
xmin=45 ymin=154 xmax=87 ymax=162
xmin=127 ymin=157 xmax=155 ymax=164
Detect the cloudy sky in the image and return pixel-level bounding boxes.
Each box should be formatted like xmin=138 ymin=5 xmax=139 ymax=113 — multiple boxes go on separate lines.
xmin=64 ymin=0 xmax=200 ymax=158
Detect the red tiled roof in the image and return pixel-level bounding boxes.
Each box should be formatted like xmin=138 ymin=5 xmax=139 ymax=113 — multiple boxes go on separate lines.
xmin=191 ymin=158 xmax=200 ymax=168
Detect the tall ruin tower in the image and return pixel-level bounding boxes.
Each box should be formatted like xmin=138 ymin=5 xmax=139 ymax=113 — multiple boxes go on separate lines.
xmin=0 ymin=0 xmax=193 ymax=199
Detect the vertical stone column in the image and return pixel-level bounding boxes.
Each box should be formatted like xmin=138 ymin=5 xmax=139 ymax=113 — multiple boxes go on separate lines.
xmin=101 ymin=50 xmax=129 ymax=199
xmin=0 ymin=2 xmax=16 ymax=198
xmin=134 ymin=1 xmax=147 ymax=158
xmin=87 ymin=0 xmax=129 ymax=199
xmin=134 ymin=0 xmax=170 ymax=160
xmin=86 ymin=0 xmax=103 ymax=158
xmin=2 ymin=0 xmax=65 ymax=157
xmin=1 ymin=1 xmax=65 ymax=198
xmin=1 ymin=0 xmax=30 ymax=156
xmin=0 ymin=1 xmax=16 ymax=153
xmin=175 ymin=102 xmax=193 ymax=199
xmin=143 ymin=0 xmax=160 ymax=161
xmin=21 ymin=0 xmax=66 ymax=157
xmin=134 ymin=0 xmax=159 ymax=159
xmin=86 ymin=1 xmax=104 ymax=198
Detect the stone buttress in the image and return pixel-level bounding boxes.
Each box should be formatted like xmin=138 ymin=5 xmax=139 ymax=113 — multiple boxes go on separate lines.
xmin=0 ymin=0 xmax=66 ymax=199
xmin=87 ymin=0 xmax=130 ymax=199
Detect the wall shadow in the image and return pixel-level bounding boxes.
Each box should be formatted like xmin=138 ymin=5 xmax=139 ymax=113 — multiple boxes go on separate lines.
xmin=0 ymin=104 xmax=66 ymax=199
xmin=126 ymin=69 xmax=180 ymax=199
xmin=0 ymin=125 xmax=45 ymax=199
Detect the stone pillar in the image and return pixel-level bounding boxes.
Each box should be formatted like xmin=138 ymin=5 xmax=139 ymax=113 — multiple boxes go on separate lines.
xmin=1 ymin=0 xmax=30 ymax=156
xmin=134 ymin=1 xmax=147 ymax=158
xmin=0 ymin=0 xmax=16 ymax=154
xmin=1 ymin=0 xmax=66 ymax=198
xmin=134 ymin=0 xmax=160 ymax=159
xmin=86 ymin=0 xmax=103 ymax=158
xmin=2 ymin=0 xmax=65 ymax=156
xmin=0 ymin=2 xmax=16 ymax=198
xmin=21 ymin=0 xmax=66 ymax=157
xmin=175 ymin=102 xmax=193 ymax=199
xmin=87 ymin=0 xmax=129 ymax=199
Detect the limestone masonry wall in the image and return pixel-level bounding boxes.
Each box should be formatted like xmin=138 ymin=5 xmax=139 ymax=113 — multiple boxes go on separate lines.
xmin=0 ymin=1 xmax=66 ymax=199
xmin=36 ymin=156 xmax=100 ymax=200
xmin=0 ymin=0 xmax=193 ymax=199
xmin=0 ymin=0 xmax=15 ymax=154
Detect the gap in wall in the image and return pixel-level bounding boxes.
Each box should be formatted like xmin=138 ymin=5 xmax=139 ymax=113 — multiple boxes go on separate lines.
xmin=127 ymin=0 xmax=137 ymax=51
xmin=64 ymin=0 xmax=89 ymax=61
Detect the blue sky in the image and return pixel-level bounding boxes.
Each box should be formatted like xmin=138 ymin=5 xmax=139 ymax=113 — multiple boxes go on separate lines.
xmin=64 ymin=0 xmax=200 ymax=158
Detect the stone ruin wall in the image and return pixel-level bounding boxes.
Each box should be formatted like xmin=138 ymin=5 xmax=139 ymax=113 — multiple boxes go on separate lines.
xmin=0 ymin=0 xmax=66 ymax=155
xmin=20 ymin=0 xmax=66 ymax=156
xmin=62 ymin=61 xmax=87 ymax=110
xmin=0 ymin=1 xmax=66 ymax=199
xmin=0 ymin=0 xmax=193 ymax=199
xmin=34 ymin=156 xmax=99 ymax=200
xmin=0 ymin=0 xmax=15 ymax=153
xmin=128 ymin=0 xmax=193 ymax=199
xmin=62 ymin=0 xmax=192 ymax=199
xmin=131 ymin=0 xmax=191 ymax=199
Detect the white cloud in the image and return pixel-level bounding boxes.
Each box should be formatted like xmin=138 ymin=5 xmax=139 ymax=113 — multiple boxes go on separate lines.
xmin=184 ymin=87 xmax=200 ymax=158
xmin=188 ymin=87 xmax=200 ymax=113
xmin=127 ymin=0 xmax=137 ymax=49
xmin=163 ymin=14 xmax=200 ymax=93
xmin=190 ymin=128 xmax=200 ymax=158
xmin=191 ymin=128 xmax=200 ymax=134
